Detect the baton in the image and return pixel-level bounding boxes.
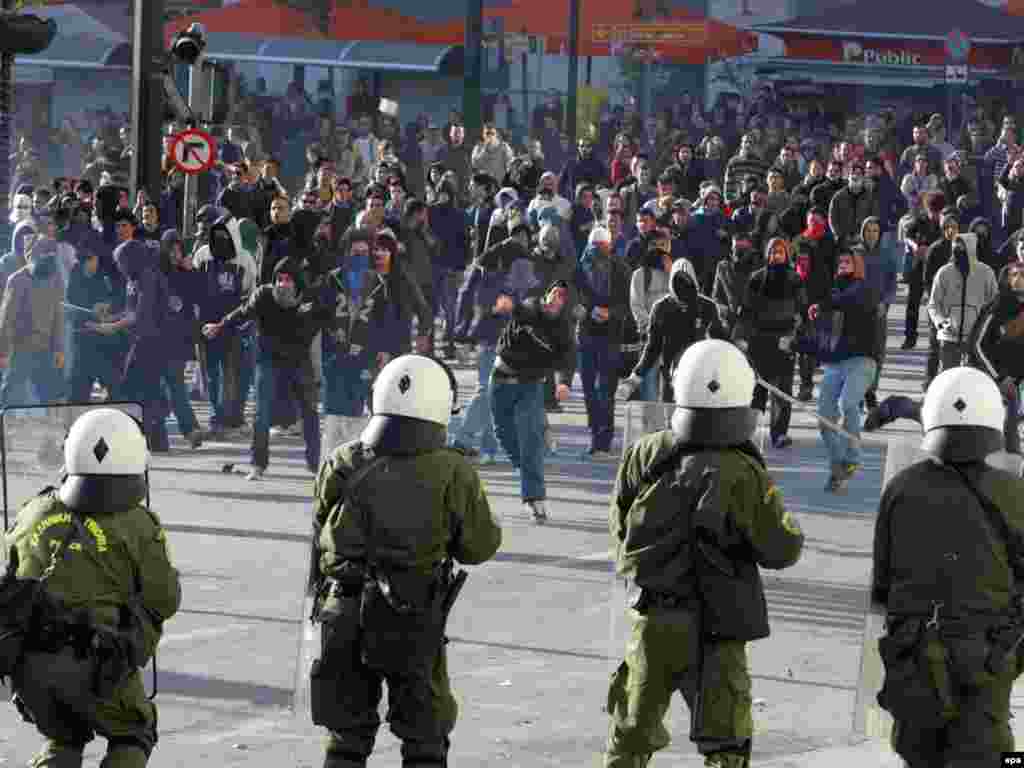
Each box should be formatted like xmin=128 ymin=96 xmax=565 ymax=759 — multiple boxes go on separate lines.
xmin=61 ymin=302 xmax=99 ymax=318
xmin=755 ymin=374 xmax=862 ymax=445
xmin=696 ymin=294 xmax=862 ymax=444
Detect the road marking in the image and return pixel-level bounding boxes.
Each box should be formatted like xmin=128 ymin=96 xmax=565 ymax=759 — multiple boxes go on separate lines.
xmin=578 ymin=550 xmax=613 ymax=561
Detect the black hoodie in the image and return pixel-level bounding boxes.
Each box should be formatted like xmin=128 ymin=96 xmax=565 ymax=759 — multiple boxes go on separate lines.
xmin=221 ymin=258 xmax=330 ymax=363
xmin=969 ymin=273 xmax=1024 ymax=380
xmin=494 ymin=283 xmax=575 ymax=387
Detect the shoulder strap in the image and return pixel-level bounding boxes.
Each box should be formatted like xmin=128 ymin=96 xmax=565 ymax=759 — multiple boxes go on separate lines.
xmin=345 ymin=454 xmax=388 ymax=574
xmin=949 ymin=464 xmax=1024 ymax=582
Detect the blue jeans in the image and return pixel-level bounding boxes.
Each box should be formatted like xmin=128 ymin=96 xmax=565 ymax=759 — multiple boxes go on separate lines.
xmin=235 ymin=331 xmax=256 ymax=423
xmin=578 ymin=334 xmax=620 ymax=452
xmin=322 ymin=347 xmax=370 ymax=417
xmin=160 ymin=360 xmax=199 ymax=436
xmin=818 ymin=356 xmax=877 ymax=466
xmin=251 ymin=352 xmax=320 ymax=470
xmin=204 ymin=336 xmax=235 ymax=428
xmin=454 ymin=344 xmax=497 ymax=455
xmin=639 ymin=366 xmax=659 ymax=402
xmin=490 ymin=377 xmax=545 ymax=502
xmin=0 ymin=349 xmax=62 ymax=407
xmin=433 ymin=268 xmax=461 ymax=344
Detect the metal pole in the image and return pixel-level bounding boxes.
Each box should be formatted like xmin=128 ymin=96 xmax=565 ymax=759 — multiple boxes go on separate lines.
xmin=129 ymin=0 xmax=143 ymax=205
xmin=0 ymin=0 xmax=14 ymax=208
xmin=181 ymin=55 xmax=206 ymax=242
xmin=464 ymin=0 xmax=484 ymax=148
xmin=566 ymin=0 xmax=580 ymax=146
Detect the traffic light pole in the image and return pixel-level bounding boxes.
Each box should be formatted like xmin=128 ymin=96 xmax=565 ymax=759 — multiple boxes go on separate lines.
xmin=566 ymin=0 xmax=580 ymax=148
xmin=129 ymin=0 xmax=166 ymax=207
xmin=464 ymin=0 xmax=484 ymax=149
xmin=181 ymin=56 xmax=212 ymax=241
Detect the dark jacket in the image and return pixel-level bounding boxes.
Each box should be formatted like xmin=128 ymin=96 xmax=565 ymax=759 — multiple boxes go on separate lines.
xmin=635 ymin=259 xmax=726 ymax=377
xmin=734 ymin=244 xmax=807 ymax=344
xmin=115 ymin=239 xmax=167 ymax=347
xmin=810 ymin=272 xmax=880 ymax=364
xmin=828 ymin=185 xmax=879 ymax=246
xmin=428 ymin=200 xmax=469 ymax=271
xmin=261 ymin=222 xmax=294 ymax=286
xmin=164 ymin=267 xmax=202 ymax=362
xmin=969 ymin=282 xmax=1024 ymax=381
xmin=222 ymin=260 xmax=331 ymax=363
xmin=872 ymin=460 xmax=1024 ymax=616
xmin=357 ymin=266 xmax=432 ymax=357
xmin=576 ymin=244 xmax=631 ymax=341
xmin=494 ymin=292 xmax=575 ymax=387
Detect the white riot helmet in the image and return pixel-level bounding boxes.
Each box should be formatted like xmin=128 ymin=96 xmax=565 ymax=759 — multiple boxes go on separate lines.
xmin=921 ymin=366 xmax=1005 ymax=462
xmin=59 ymin=408 xmax=149 ymax=513
xmin=360 ymin=354 xmax=458 ymax=455
xmin=670 ymin=339 xmax=759 ymax=447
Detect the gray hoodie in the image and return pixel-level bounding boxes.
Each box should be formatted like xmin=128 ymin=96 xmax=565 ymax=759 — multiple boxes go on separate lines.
xmin=928 ymin=232 xmax=998 ymax=344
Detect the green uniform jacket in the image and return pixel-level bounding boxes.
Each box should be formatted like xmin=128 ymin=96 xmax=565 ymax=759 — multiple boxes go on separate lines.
xmin=611 ymin=431 xmax=804 ymax=597
xmin=315 ymin=444 xmax=502 ymax=579
xmin=7 ymin=490 xmax=181 ymax=662
xmin=873 ymin=460 xmax=1024 ymax=616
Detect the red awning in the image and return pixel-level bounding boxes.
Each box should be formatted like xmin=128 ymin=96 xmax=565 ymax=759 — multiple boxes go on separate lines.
xmin=328 ymin=1 xmax=464 ymax=45
xmin=164 ymin=0 xmax=324 ymax=44
xmin=486 ymin=0 xmax=757 ymax=62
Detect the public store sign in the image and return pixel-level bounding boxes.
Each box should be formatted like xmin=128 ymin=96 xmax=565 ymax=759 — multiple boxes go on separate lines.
xmin=782 ymin=34 xmax=1013 ymax=69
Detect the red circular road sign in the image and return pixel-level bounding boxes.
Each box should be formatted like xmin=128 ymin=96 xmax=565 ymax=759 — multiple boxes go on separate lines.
xmin=169 ymin=128 xmax=217 ymax=175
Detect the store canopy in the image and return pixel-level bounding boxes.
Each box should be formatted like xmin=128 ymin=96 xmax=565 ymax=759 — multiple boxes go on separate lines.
xmin=164 ymin=0 xmax=324 ymax=43
xmin=753 ymin=57 xmax=996 ymax=88
xmin=485 ymin=0 xmax=757 ymax=62
xmin=17 ymin=3 xmax=130 ymax=70
xmin=197 ymin=32 xmax=463 ymax=74
xmin=753 ymin=0 xmax=1024 ymax=43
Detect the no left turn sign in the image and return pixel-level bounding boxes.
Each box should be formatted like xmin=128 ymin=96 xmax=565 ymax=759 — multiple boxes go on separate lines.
xmin=170 ymin=128 xmax=217 ymax=175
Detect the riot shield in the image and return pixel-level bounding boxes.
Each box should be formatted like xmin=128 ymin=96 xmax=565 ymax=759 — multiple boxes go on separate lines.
xmin=1 ymin=402 xmax=144 ymax=531
xmin=853 ymin=437 xmax=1023 ymax=738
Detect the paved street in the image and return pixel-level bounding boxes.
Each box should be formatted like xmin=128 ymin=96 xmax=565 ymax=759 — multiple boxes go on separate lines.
xmin=0 ymin=283 xmax=1020 ymax=766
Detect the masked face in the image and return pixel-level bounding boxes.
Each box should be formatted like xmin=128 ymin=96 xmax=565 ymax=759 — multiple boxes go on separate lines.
xmin=943 ymin=221 xmax=960 ymax=241
xmin=273 ymin=274 xmax=300 ymax=308
xmin=837 ymin=253 xmax=854 ymax=277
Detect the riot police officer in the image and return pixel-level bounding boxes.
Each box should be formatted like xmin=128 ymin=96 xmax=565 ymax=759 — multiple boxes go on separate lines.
xmin=311 ymin=354 xmax=502 ymax=768
xmin=604 ymin=339 xmax=804 ymax=768
xmin=872 ymin=365 xmax=1024 ymax=766
xmin=2 ymin=407 xmax=181 ymax=767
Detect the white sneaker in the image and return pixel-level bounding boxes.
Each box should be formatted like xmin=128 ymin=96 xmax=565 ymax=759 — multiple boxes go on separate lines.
xmin=524 ymin=500 xmax=548 ymax=524
xmin=246 ymin=467 xmax=265 ymax=481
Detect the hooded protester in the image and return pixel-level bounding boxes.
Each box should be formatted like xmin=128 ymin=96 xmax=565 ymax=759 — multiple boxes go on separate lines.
xmin=0 ymin=236 xmax=65 ymax=408
xmin=688 ymin=185 xmax=731 ymax=294
xmin=490 ymin=280 xmax=576 ymax=522
xmin=575 ymin=225 xmax=630 ymax=458
xmin=928 ymin=232 xmax=998 ymax=374
xmin=858 ymin=216 xmax=899 ymax=409
xmin=968 ymin=259 xmax=1024 ymax=453
xmin=804 ymin=243 xmax=880 ymax=493
xmin=159 ymin=229 xmax=204 ymax=449
xmin=628 ymin=231 xmax=676 ymax=402
xmin=202 ymin=257 xmax=333 ymax=479
xmin=623 ymin=255 xmax=725 ymax=405
xmin=969 ymin=216 xmax=1000 ymax=275
xmin=318 ymin=230 xmax=376 ymax=454
xmin=734 ymin=236 xmax=806 ymax=449
xmin=359 ymin=231 xmax=432 ymax=363
xmin=91 ymin=238 xmax=170 ymax=448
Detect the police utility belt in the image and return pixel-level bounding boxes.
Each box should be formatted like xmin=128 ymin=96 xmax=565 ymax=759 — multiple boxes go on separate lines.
xmin=876 ymin=465 xmax=1024 ymax=728
xmin=315 ymin=456 xmax=467 ymax=679
xmin=0 ymin=507 xmax=143 ymax=702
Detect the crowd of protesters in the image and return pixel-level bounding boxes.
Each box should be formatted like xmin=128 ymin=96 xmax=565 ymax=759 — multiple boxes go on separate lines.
xmin=2 ymin=80 xmax=1024 ymax=508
